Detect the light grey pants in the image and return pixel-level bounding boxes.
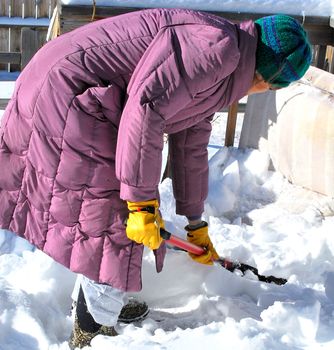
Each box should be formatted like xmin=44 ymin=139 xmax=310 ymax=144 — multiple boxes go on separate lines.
xmin=72 ymin=275 xmax=128 ymax=327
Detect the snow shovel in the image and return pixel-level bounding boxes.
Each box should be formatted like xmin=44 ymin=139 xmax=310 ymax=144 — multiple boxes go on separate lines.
xmin=160 ymin=228 xmax=287 ymax=285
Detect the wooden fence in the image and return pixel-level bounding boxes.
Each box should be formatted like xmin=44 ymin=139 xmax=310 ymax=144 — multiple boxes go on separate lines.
xmin=0 ymin=0 xmax=56 ymax=72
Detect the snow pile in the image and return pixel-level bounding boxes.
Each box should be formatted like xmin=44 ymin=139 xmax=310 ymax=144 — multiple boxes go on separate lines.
xmin=0 ymin=248 xmax=74 ymax=349
xmin=0 ymin=82 xmax=15 ymax=99
xmin=1 ymin=141 xmax=334 ymax=349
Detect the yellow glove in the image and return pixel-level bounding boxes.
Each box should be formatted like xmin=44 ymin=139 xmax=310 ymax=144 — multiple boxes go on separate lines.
xmin=126 ymin=199 xmax=164 ymax=250
xmin=186 ymin=221 xmax=219 ymax=265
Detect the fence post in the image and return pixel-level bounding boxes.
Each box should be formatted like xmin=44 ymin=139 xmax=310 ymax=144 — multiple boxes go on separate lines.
xmin=314 ymin=45 xmax=328 ymax=70
xmin=225 ymin=101 xmax=239 ymax=147
xmin=20 ymin=27 xmax=39 ymax=70
xmin=328 ymin=46 xmax=334 ymax=74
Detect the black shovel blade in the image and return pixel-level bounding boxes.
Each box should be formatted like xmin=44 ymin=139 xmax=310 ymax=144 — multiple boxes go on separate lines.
xmin=217 ymin=258 xmax=287 ymax=285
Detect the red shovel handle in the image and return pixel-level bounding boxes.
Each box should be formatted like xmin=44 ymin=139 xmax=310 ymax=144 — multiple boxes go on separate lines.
xmin=160 ymin=229 xmax=288 ymax=285
xmin=160 ymin=228 xmax=205 ymax=255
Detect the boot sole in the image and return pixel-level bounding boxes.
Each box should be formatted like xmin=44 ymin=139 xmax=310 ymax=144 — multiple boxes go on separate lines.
xmin=118 ymin=308 xmax=150 ymax=323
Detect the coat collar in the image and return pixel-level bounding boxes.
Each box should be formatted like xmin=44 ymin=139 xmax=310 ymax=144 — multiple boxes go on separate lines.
xmin=225 ymin=20 xmax=258 ymax=105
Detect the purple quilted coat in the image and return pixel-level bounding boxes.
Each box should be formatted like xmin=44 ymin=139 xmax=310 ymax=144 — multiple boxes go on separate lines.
xmin=0 ymin=9 xmax=257 ymax=291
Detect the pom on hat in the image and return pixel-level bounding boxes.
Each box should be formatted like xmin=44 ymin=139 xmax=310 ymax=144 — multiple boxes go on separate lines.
xmin=255 ymin=15 xmax=312 ymax=88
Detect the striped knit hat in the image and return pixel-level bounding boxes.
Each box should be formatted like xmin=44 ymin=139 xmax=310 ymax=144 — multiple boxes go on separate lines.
xmin=255 ymin=15 xmax=312 ymax=88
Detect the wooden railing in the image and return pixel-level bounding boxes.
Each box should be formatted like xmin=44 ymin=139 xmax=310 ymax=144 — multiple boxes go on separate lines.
xmin=0 ymin=0 xmax=56 ymax=73
xmin=0 ymin=21 xmax=48 ymax=71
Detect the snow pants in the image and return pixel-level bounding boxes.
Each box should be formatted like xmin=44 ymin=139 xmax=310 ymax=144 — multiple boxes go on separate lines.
xmin=72 ymin=274 xmax=128 ymax=327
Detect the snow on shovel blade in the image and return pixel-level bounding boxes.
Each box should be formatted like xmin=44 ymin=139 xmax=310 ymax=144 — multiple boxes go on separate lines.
xmin=160 ymin=228 xmax=287 ymax=285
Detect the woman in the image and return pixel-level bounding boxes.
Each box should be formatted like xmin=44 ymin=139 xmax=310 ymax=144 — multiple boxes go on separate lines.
xmin=0 ymin=8 xmax=311 ymax=348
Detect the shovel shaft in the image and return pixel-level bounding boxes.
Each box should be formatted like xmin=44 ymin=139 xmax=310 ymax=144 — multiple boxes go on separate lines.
xmin=160 ymin=228 xmax=287 ymax=285
xmin=160 ymin=228 xmax=205 ymax=255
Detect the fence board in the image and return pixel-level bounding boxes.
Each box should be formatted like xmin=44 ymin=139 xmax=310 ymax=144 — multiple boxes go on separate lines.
xmin=39 ymin=0 xmax=54 ymax=17
xmin=0 ymin=2 xmax=5 ymax=16
xmin=2 ymin=0 xmax=10 ymax=16
xmin=0 ymin=99 xmax=10 ymax=109
xmin=0 ymin=0 xmax=56 ymax=71
xmin=0 ymin=28 xmax=7 ymax=51
xmin=22 ymin=0 xmax=35 ymax=18
xmin=21 ymin=28 xmax=39 ymax=69
xmin=328 ymin=46 xmax=334 ymax=73
xmin=12 ymin=0 xmax=22 ymax=17
xmin=9 ymin=26 xmax=20 ymax=70
xmin=315 ymin=45 xmax=328 ymax=70
xmin=0 ymin=52 xmax=20 ymax=64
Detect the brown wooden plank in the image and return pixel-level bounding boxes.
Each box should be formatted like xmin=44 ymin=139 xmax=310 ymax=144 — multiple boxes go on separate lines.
xmin=2 ymin=0 xmax=10 ymax=16
xmin=225 ymin=102 xmax=239 ymax=147
xmin=314 ymin=45 xmax=328 ymax=70
xmin=23 ymin=0 xmax=35 ymax=18
xmin=0 ymin=28 xmax=7 ymax=50
xmin=9 ymin=25 xmax=21 ymax=71
xmin=306 ymin=24 xmax=334 ymax=46
xmin=38 ymin=0 xmax=57 ymax=18
xmin=12 ymin=0 xmax=23 ymax=17
xmin=0 ymin=27 xmax=8 ymax=70
xmin=0 ymin=51 xmax=21 ymax=64
xmin=0 ymin=1 xmax=5 ymax=16
xmin=20 ymin=27 xmax=39 ymax=69
xmin=20 ymin=0 xmax=56 ymax=18
xmin=221 ymin=103 xmax=246 ymax=113
xmin=59 ymin=5 xmax=139 ymax=18
xmin=38 ymin=0 xmax=49 ymax=17
xmin=328 ymin=46 xmax=334 ymax=73
xmin=0 ymin=98 xmax=10 ymax=109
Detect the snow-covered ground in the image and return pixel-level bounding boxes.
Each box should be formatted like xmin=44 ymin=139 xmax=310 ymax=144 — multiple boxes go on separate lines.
xmin=1 ymin=77 xmax=334 ymax=349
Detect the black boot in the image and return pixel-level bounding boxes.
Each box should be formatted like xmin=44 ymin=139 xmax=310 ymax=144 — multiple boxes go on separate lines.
xmin=118 ymin=297 xmax=149 ymax=323
xmin=69 ymin=286 xmax=117 ymax=349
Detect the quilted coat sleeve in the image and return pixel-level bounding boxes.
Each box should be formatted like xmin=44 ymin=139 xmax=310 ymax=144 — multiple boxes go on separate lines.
xmin=116 ymin=24 xmax=240 ymax=202
xmin=169 ymin=116 xmax=213 ymax=217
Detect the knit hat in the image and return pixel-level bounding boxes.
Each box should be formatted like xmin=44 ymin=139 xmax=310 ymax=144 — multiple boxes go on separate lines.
xmin=255 ymin=15 xmax=312 ymax=88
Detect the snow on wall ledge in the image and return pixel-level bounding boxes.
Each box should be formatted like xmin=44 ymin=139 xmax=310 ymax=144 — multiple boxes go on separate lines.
xmin=60 ymin=0 xmax=333 ymax=17
xmin=267 ymin=66 xmax=334 ymax=197
xmin=240 ymin=66 xmax=334 ymax=198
